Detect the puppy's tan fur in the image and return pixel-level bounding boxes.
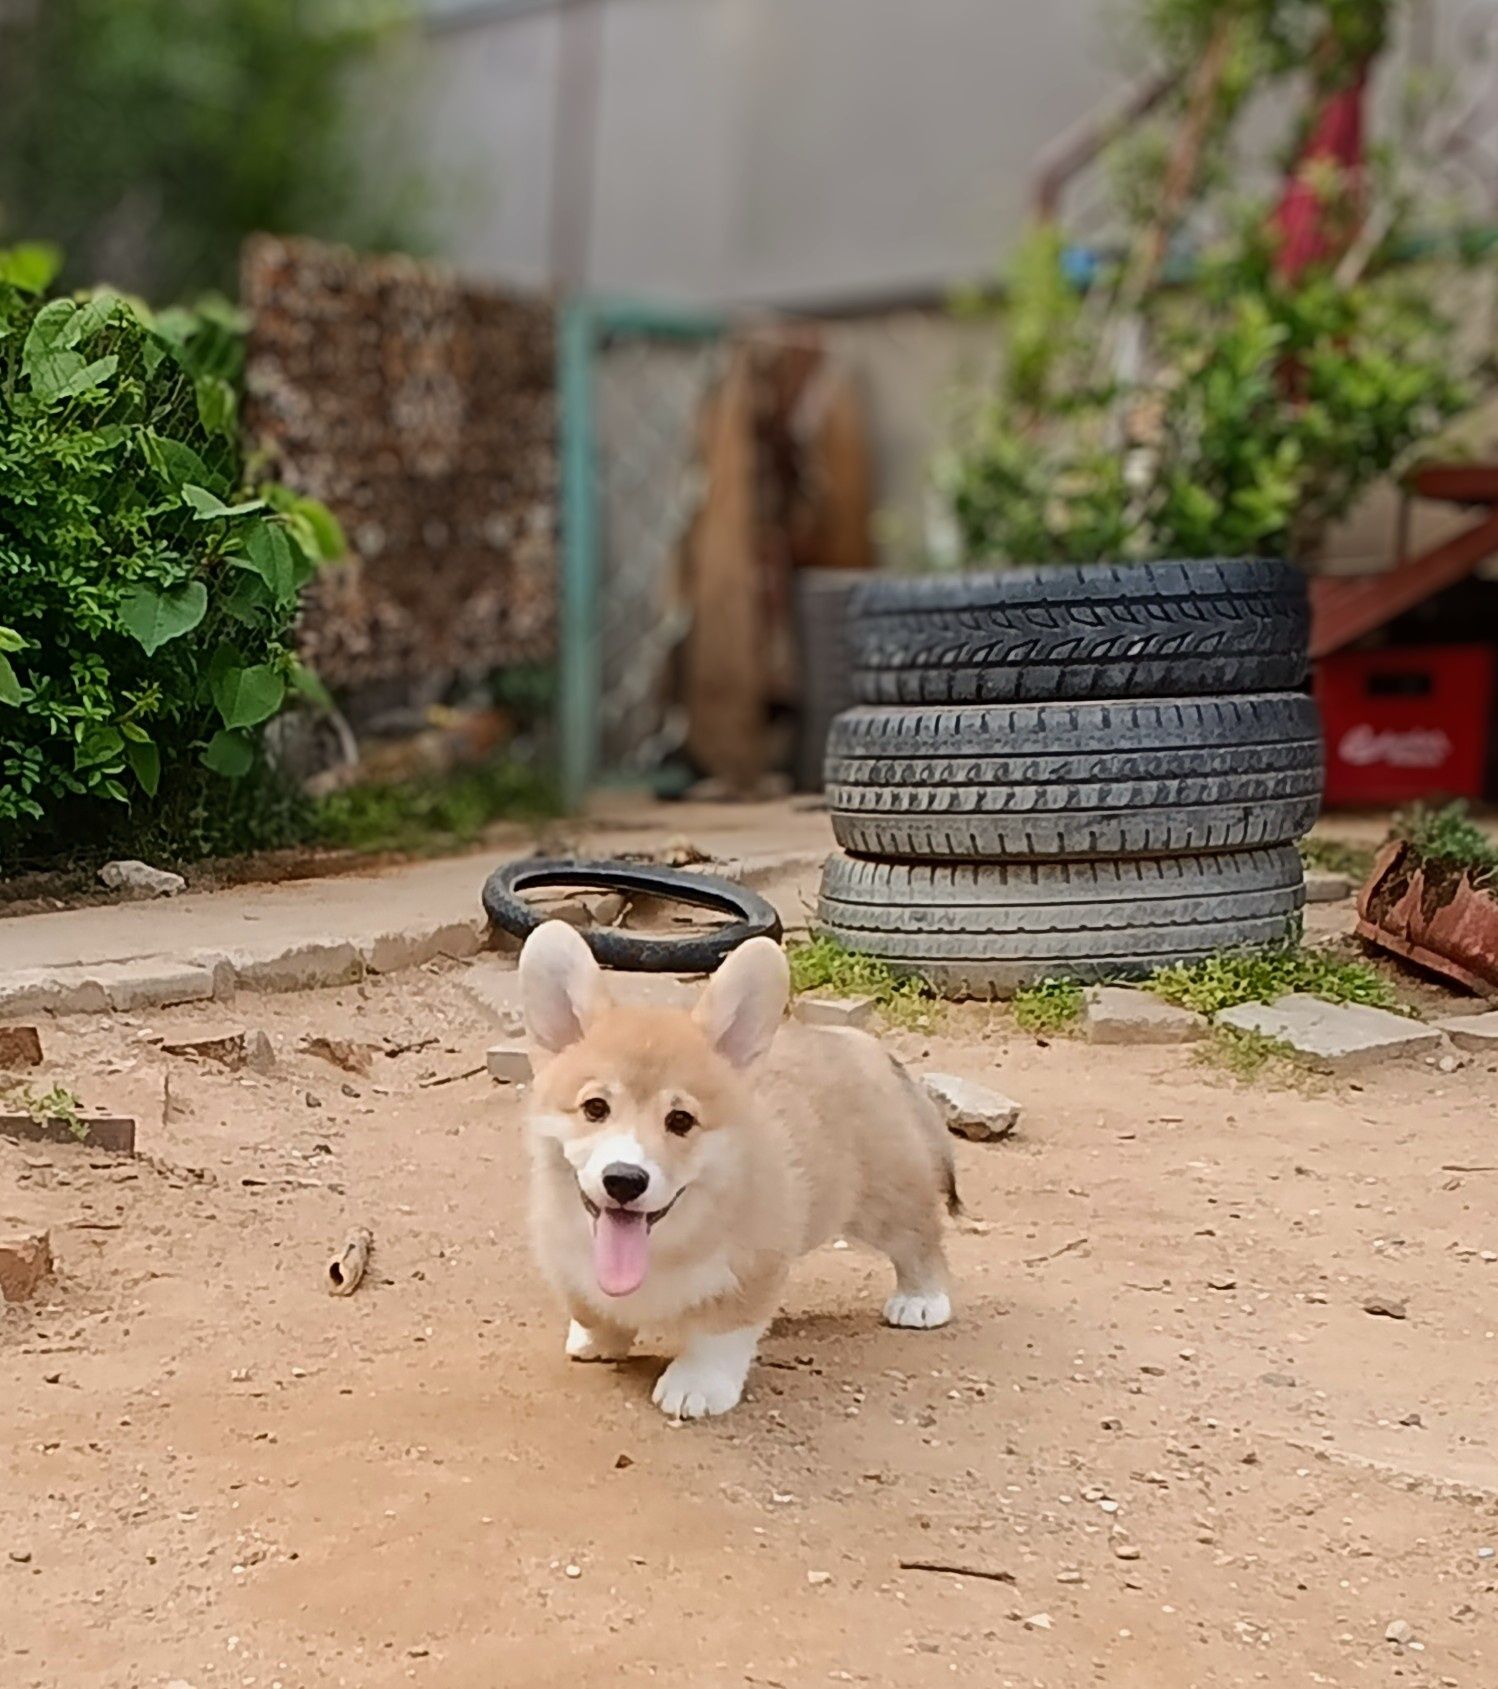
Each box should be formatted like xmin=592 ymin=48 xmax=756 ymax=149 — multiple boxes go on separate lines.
xmin=520 ymin=921 xmax=956 ymax=1418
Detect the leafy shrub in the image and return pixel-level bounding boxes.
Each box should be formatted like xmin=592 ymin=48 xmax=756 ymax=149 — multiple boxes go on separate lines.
xmin=1011 ymin=978 xmax=1085 ymax=1034
xmin=1146 ymin=942 xmax=1398 ymax=1015
xmin=0 ymin=258 xmax=339 ymax=866
xmin=940 ymin=244 xmax=1470 ymax=566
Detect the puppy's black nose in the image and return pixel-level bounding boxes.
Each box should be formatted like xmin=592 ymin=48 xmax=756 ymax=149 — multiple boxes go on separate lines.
xmin=602 ymin=1163 xmax=650 ymax=1206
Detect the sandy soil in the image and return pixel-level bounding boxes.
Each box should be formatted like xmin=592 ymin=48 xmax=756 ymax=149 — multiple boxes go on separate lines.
xmin=4 ymin=957 xmax=1498 ymax=1689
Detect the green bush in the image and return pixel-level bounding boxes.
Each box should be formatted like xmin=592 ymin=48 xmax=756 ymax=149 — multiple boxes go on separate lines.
xmin=0 ymin=258 xmax=338 ymax=866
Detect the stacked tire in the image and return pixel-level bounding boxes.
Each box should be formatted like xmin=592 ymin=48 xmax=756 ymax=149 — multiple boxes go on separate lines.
xmin=815 ymin=559 xmax=1322 ymax=998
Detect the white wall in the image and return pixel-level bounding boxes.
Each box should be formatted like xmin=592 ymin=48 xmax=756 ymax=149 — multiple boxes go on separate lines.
xmin=408 ymin=0 xmax=1118 ymax=306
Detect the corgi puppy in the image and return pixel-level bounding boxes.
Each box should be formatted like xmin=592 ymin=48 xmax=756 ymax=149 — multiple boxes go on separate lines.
xmin=518 ymin=920 xmax=957 ymax=1419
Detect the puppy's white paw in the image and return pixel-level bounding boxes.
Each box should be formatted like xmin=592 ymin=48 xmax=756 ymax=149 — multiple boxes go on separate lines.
xmin=566 ymin=1319 xmax=632 ymax=1362
xmin=652 ymin=1355 xmax=746 ymax=1419
xmin=884 ymin=1291 xmax=952 ymax=1330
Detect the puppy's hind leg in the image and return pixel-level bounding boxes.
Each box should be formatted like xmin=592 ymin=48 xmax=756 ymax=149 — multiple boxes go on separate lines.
xmin=882 ymin=1223 xmax=952 ymax=1331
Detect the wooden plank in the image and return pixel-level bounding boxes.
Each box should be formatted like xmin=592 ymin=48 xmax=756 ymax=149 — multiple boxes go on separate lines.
xmin=1310 ymin=509 xmax=1498 ymax=658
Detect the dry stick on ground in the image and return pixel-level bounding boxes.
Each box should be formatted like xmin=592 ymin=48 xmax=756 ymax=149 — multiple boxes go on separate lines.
xmin=898 ymin=1560 xmax=1017 ymax=1585
xmin=418 ymin=1064 xmax=487 ymax=1089
xmin=328 ymin=1227 xmax=373 ymax=1296
xmin=1025 ymin=1235 xmax=1089 ymax=1267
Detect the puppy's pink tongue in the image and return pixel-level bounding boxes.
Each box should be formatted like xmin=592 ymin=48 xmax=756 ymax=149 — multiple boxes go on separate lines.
xmin=593 ymin=1209 xmax=649 ymax=1297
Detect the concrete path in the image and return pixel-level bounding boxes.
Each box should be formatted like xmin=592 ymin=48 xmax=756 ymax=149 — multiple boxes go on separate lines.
xmin=0 ymin=798 xmax=834 ymax=1016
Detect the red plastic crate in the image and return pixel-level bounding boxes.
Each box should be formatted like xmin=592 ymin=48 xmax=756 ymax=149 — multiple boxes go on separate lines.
xmin=1316 ymin=643 xmax=1493 ymax=806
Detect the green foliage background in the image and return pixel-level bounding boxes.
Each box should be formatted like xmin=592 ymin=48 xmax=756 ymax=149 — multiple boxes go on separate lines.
xmin=0 ymin=0 xmax=419 ymax=299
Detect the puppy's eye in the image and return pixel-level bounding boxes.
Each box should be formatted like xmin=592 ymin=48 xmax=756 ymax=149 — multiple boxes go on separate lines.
xmin=581 ymin=1096 xmax=610 ymax=1123
xmin=665 ymin=1108 xmax=696 ymax=1136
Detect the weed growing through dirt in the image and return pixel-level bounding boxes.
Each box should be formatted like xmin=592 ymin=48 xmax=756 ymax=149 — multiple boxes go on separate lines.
xmin=1299 ymin=836 xmax=1376 ymax=881
xmin=2 ymin=1080 xmax=86 ymax=1138
xmin=1197 ymin=1025 xmax=1303 ymax=1082
xmin=1011 ymin=978 xmax=1084 ymax=1035
xmin=786 ymin=937 xmax=939 ymax=1029
xmin=1146 ymin=943 xmax=1398 ymax=1016
xmin=1396 ymin=801 xmax=1498 ymax=878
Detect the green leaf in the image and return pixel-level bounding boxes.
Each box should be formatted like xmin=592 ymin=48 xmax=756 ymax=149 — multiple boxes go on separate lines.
xmin=119 ymin=580 xmax=209 ymax=655
xmin=211 ymin=662 xmax=285 ymax=729
xmin=235 ymin=519 xmax=298 ymax=605
xmin=45 ymin=354 xmax=119 ymax=401
xmin=288 ymin=660 xmax=334 ymax=711
xmin=0 ymin=653 xmax=22 ymax=706
xmin=125 ymin=738 xmax=161 ymax=797
xmin=194 ymin=375 xmax=237 ymax=439
xmin=66 ymin=293 xmax=119 ymax=346
xmin=182 ymin=484 xmax=265 ymax=520
xmin=0 ymin=242 xmax=62 ymax=292
xmin=290 ymin=495 xmax=345 ymax=561
xmin=139 ymin=431 xmax=216 ymax=492
xmin=76 ymin=725 xmax=124 ymax=769
xmin=203 ymin=729 xmax=254 ymax=778
xmin=0 ymin=625 xmax=26 ymax=654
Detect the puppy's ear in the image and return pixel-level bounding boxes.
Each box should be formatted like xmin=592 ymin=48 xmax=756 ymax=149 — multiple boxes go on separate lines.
xmin=519 ymin=920 xmax=608 ymax=1056
xmin=693 ymin=937 xmax=789 ymax=1068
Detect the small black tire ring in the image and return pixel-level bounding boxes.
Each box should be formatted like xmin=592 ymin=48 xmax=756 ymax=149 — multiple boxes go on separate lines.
xmin=481 ymin=857 xmax=784 ymax=973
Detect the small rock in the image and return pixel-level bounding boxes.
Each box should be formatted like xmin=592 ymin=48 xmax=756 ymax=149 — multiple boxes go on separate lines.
xmin=1303 ymin=869 xmax=1353 ymax=904
xmin=99 ymin=859 xmax=186 ymax=898
xmin=162 ymin=1030 xmax=251 ymax=1069
xmin=304 ymin=1092 xmax=323 ymax=1109
xmin=1023 ymin=1613 xmax=1053 ymax=1631
xmin=1261 ymin=1372 xmax=1297 ymax=1388
xmin=0 ymin=1025 xmax=43 ymax=1070
xmin=614 ymin=1453 xmax=634 ymax=1471
xmin=0 ymin=1231 xmax=52 ymax=1304
xmin=1364 ymin=1296 xmax=1407 ymax=1320
xmin=1081 ymin=985 xmax=1206 ymax=1046
xmin=243 ymin=1030 xmax=275 ymax=1075
xmin=807 ymin=1570 xmax=833 ymax=1587
xmin=1056 ymin=1569 xmax=1083 ymax=1584
xmin=8 ymin=1549 xmax=32 ymax=1564
xmin=1111 ymin=1542 xmax=1141 ymax=1561
xmin=1385 ymin=1619 xmax=1414 ymax=1645
xmin=1100 ymin=1416 xmax=1122 ymax=1432
xmin=1399 ymin=1412 xmax=1423 ymax=1428
xmin=407 ymin=1644 xmax=431 ymax=1657
xmin=919 ymin=1072 xmax=1020 ymax=1143
xmin=487 ymin=1043 xmax=533 ymax=1085
xmin=564 ymin=1564 xmax=582 ymax=1580
xmin=1206 ymin=1275 xmax=1237 ymax=1291
xmin=1097 ymin=1499 xmax=1119 ymax=1514
xmin=584 ymin=893 xmax=628 ymax=927
xmin=1437 ymin=1053 xmax=1462 ymax=1075
xmin=794 ymin=995 xmax=876 ymax=1030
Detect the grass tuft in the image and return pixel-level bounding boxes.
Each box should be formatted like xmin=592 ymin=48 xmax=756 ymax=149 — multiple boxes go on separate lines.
xmin=1011 ymin=978 xmax=1085 ymax=1035
xmin=786 ymin=937 xmax=938 ymax=1029
xmin=310 ymin=760 xmax=559 ymax=856
xmin=1395 ymin=800 xmax=1498 ymax=877
xmin=1299 ymin=836 xmax=1376 ymax=881
xmin=1197 ymin=1025 xmax=1302 ymax=1081
xmin=1145 ymin=943 xmax=1397 ymax=1017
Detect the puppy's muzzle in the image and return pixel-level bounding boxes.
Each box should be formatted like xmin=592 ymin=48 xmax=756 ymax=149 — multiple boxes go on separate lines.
xmin=601 ymin=1162 xmax=650 ymax=1206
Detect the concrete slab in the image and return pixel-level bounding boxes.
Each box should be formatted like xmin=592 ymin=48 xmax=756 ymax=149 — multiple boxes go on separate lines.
xmin=793 ymin=995 xmax=876 ymax=1030
xmin=1216 ymin=995 xmax=1442 ymax=1071
xmin=1304 ymin=869 xmax=1354 ymax=904
xmin=1082 ymin=986 xmax=1206 ymax=1045
xmin=1436 ymin=1010 xmax=1498 ymax=1053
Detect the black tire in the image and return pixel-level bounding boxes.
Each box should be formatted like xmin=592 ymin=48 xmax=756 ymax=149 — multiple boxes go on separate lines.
xmin=816 ymin=847 xmax=1305 ymax=998
xmin=793 ymin=571 xmax=859 ymax=793
xmin=850 ymin=559 xmax=1309 ymax=705
xmin=825 ymin=694 xmax=1324 ymax=860
xmin=482 ymin=858 xmax=782 ymax=972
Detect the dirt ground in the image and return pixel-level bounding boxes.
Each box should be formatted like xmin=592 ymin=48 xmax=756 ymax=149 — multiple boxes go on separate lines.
xmin=4 ymin=949 xmax=1498 ymax=1689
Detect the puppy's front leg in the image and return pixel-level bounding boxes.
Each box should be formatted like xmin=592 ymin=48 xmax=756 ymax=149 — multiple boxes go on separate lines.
xmin=652 ymin=1324 xmax=766 ymax=1419
xmin=565 ymin=1316 xmax=634 ymax=1362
